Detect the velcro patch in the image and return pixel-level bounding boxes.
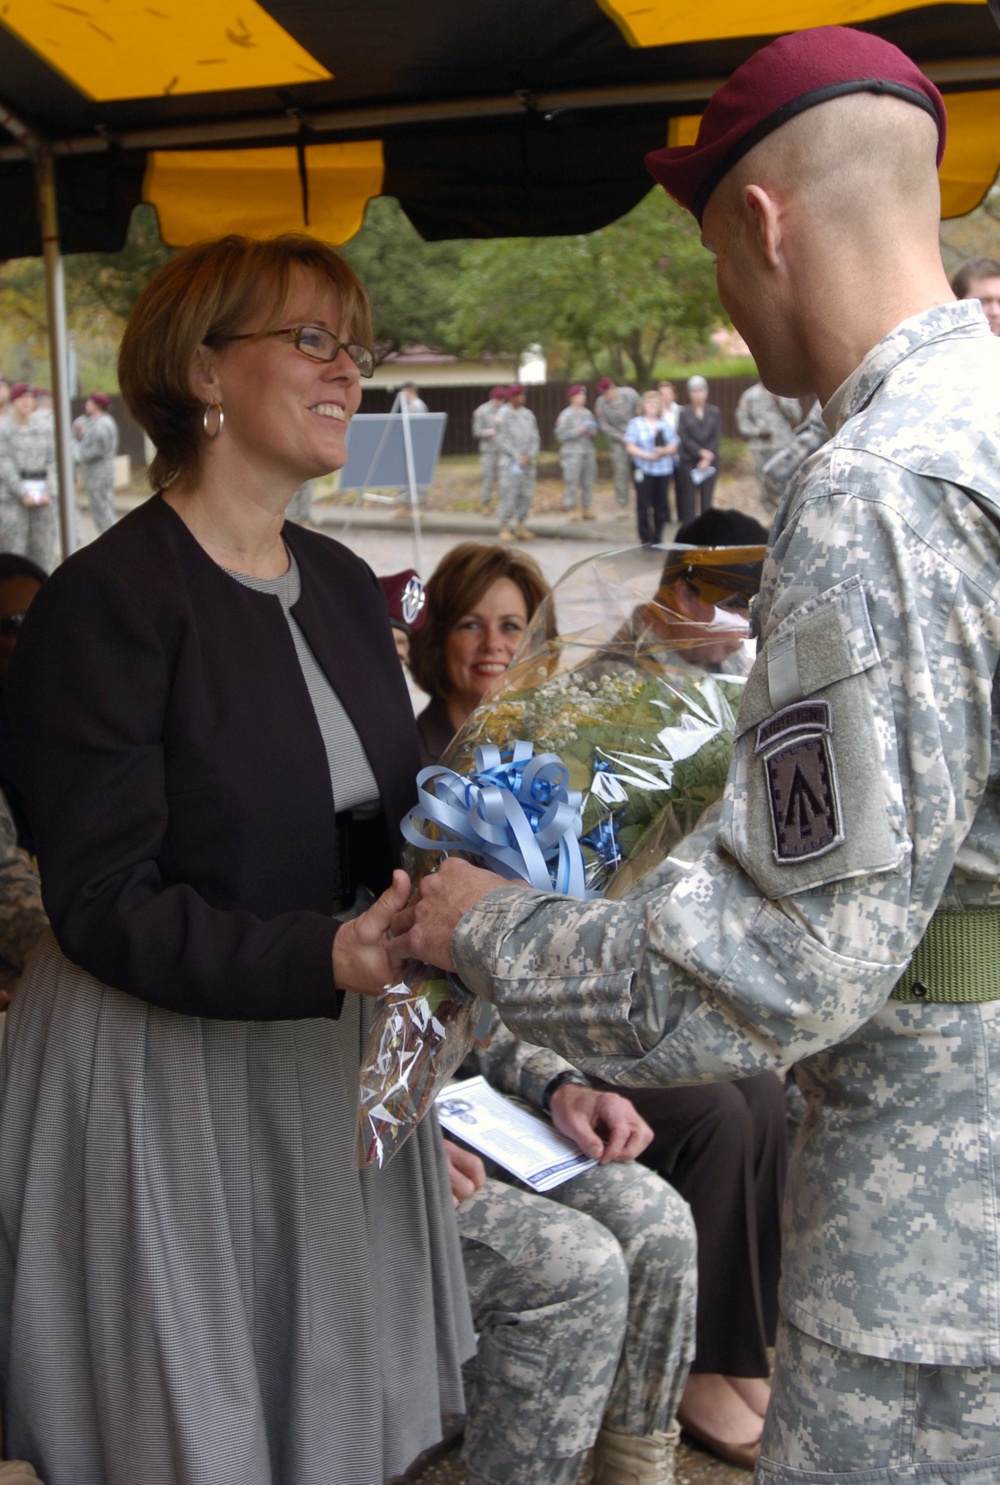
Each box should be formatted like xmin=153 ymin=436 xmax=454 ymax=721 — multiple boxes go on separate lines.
xmin=755 ymin=703 xmax=843 ymax=864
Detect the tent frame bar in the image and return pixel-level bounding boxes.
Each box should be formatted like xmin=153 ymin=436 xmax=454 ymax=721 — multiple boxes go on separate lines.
xmin=2 ymin=53 xmax=1000 ymax=162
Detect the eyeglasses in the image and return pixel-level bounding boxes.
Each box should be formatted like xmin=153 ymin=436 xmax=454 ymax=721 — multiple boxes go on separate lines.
xmin=224 ymin=325 xmax=375 ymax=378
xmin=0 ymin=613 xmax=27 ymax=638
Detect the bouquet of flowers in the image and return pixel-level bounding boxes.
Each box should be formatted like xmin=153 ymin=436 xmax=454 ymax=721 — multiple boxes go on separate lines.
xmin=356 ymin=541 xmax=764 ymax=1168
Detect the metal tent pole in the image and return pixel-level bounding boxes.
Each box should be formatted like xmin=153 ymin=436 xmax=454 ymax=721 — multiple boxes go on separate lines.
xmin=36 ymin=150 xmax=78 ymax=561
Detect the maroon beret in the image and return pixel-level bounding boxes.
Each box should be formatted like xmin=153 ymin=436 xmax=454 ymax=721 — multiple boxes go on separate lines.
xmin=8 ymin=383 xmax=30 ymax=402
xmin=507 ymin=383 xmax=526 ymax=397
xmin=596 ymin=377 xmax=614 ymax=393
xmin=647 ymin=26 xmax=946 ymax=224
xmin=378 ymin=569 xmax=426 ymax=634
xmin=489 ymin=385 xmax=509 ymax=401
xmin=568 ymin=383 xmax=587 ymax=397
xmin=88 ymin=391 xmax=112 ymax=410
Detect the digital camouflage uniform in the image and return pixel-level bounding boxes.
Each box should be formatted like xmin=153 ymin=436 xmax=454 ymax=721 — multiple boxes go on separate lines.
xmin=495 ymin=405 xmax=540 ymax=532
xmin=72 ymin=411 xmax=118 ymax=534
xmin=450 ymin=302 xmax=1000 ymax=1482
xmin=455 ymin=1015 xmax=696 ymax=1485
xmin=760 ymin=402 xmax=829 ymax=514
xmin=554 ymin=405 xmax=598 ymax=513
xmin=0 ymin=790 xmax=45 ymax=994
xmin=472 ymin=399 xmax=506 ymax=508
xmin=595 ymin=388 xmax=641 ymax=506
xmin=735 ymin=383 xmax=803 ymax=499
xmin=0 ymin=416 xmax=57 ymax=572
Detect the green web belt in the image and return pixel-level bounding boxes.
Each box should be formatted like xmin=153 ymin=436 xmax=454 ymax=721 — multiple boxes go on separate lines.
xmin=891 ymin=908 xmax=1000 ymax=1002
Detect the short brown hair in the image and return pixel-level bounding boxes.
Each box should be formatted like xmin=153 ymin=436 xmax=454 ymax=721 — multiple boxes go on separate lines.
xmin=118 ymin=233 xmax=373 ymax=493
xmin=409 ymin=541 xmax=551 ymax=700
xmin=951 ymin=257 xmax=1000 ymax=300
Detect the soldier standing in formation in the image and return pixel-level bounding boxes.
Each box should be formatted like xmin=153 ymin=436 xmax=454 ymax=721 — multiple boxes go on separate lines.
xmin=395 ymin=27 xmax=1000 ymax=1483
xmin=471 ymin=385 xmax=508 ymax=512
xmin=735 ymin=381 xmax=802 ymax=503
xmin=554 ymin=383 xmax=598 ymax=520
xmin=595 ymin=376 xmax=641 ymax=508
xmin=495 ymin=383 xmax=540 ymax=543
xmin=72 ymin=392 xmax=119 ymax=534
xmin=0 ymin=383 xmax=57 ymax=572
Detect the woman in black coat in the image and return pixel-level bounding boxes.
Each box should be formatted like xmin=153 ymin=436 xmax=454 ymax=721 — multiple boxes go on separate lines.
xmin=675 ymin=375 xmax=722 ymax=523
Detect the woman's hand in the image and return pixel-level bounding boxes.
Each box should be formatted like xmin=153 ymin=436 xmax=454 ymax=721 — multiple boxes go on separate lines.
xmin=332 ymin=869 xmax=411 ymax=997
xmin=444 ymin=1139 xmax=487 ymax=1207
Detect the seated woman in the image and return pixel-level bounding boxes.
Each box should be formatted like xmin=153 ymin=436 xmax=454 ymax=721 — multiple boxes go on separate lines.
xmin=412 ymin=525 xmax=787 ymax=1472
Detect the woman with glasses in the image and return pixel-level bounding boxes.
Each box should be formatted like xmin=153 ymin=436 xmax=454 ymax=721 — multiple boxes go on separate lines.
xmin=0 ymin=235 xmax=473 ymax=1485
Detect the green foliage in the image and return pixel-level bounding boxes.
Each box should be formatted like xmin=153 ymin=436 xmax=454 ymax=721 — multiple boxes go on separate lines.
xmin=341 ymin=197 xmax=463 ymax=358
xmin=939 ymin=184 xmax=1000 ymax=280
xmin=442 ymin=189 xmax=724 ymax=385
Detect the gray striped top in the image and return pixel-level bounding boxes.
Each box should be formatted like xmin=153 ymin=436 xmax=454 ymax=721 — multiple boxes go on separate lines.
xmin=226 ymin=552 xmax=380 ymax=815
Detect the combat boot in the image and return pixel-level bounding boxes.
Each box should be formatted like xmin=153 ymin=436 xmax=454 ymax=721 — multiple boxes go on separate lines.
xmin=591 ymin=1422 xmax=679 ymax=1485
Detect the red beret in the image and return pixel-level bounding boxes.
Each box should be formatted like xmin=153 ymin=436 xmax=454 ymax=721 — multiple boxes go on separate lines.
xmin=507 ymin=383 xmax=526 ymax=397
xmin=88 ymin=391 xmax=112 ymax=410
xmin=596 ymin=377 xmax=614 ymax=393
xmin=568 ymin=383 xmax=587 ymax=397
xmin=489 ymin=386 xmax=509 ymax=401
xmin=8 ymin=383 xmax=30 ymax=402
xmin=378 ymin=569 xmax=426 ymax=633
xmin=647 ymin=26 xmax=946 ymax=224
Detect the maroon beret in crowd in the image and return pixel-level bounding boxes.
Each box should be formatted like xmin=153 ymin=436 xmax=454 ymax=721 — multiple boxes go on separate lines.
xmin=378 ymin=569 xmax=427 ymax=634
xmin=8 ymin=383 xmax=30 ymax=402
xmin=88 ymin=392 xmax=112 ymax=411
xmin=489 ymin=386 xmax=509 ymax=401
xmin=596 ymin=377 xmax=614 ymax=393
xmin=646 ymin=26 xmax=946 ymax=224
xmin=568 ymin=383 xmax=587 ymax=397
xmin=506 ymin=383 xmax=526 ymax=398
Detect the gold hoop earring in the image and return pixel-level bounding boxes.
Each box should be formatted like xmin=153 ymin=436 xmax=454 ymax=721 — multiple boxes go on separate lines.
xmin=203 ymin=403 xmax=224 ymax=439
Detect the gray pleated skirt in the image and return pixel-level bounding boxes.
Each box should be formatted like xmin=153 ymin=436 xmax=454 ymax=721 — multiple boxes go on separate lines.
xmin=0 ymin=933 xmax=475 ymax=1485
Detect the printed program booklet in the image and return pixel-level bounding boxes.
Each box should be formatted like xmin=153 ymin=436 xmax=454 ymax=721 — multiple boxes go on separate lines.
xmin=435 ymin=1075 xmax=598 ymax=1193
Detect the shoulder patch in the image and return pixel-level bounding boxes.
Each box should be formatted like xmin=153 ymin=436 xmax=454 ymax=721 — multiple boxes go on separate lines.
xmin=755 ymin=702 xmax=843 ymax=863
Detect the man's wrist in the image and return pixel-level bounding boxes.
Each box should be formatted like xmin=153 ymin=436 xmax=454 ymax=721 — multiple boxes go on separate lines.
xmin=541 ymin=1069 xmax=590 ymax=1115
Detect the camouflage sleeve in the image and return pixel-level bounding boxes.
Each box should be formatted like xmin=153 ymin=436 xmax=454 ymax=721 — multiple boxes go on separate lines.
xmin=735 ymin=391 xmax=762 ymax=438
xmin=474 ymin=1010 xmax=587 ymax=1109
xmin=553 ymin=408 xmax=573 ymax=444
xmin=452 ymin=465 xmax=1000 ymax=1088
xmin=0 ymin=791 xmax=47 ymax=990
xmin=0 ymin=426 xmax=22 ymax=499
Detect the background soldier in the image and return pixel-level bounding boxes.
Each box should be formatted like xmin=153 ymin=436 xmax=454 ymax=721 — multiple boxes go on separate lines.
xmin=760 ymin=401 xmax=829 ymax=513
xmin=0 ymin=384 xmax=56 ymax=571
xmin=735 ymin=381 xmax=802 ymax=500
xmin=395 ymin=27 xmax=1000 ymax=1482
xmin=72 ymin=392 xmax=119 ymax=534
xmin=472 ymin=385 xmax=508 ymax=511
xmin=951 ymin=255 xmax=1000 ymax=335
xmin=554 ymin=383 xmax=598 ymax=519
xmin=495 ymin=383 xmax=540 ymax=543
xmin=595 ymin=377 xmax=641 ymax=507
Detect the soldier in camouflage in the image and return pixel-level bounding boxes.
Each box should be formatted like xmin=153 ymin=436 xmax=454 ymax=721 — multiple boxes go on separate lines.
xmin=72 ymin=394 xmax=119 ymax=534
xmin=0 ymin=385 xmax=56 ymax=572
xmin=759 ymin=401 xmax=828 ymax=513
xmin=495 ymin=385 xmax=540 ymax=543
xmin=554 ymin=385 xmax=598 ymax=519
xmin=393 ymin=27 xmax=1000 ymax=1483
xmin=595 ymin=379 xmax=642 ymax=508
xmin=472 ymin=387 xmax=509 ymax=510
xmin=450 ymin=1012 xmax=696 ymax=1485
xmin=735 ymin=382 xmax=802 ymax=503
xmin=0 ymin=789 xmax=45 ymax=999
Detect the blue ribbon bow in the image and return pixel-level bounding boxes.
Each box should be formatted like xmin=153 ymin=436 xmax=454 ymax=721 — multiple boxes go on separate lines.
xmin=402 ymin=740 xmax=589 ymax=897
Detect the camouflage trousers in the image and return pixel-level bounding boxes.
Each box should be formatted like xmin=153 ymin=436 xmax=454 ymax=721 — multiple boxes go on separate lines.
xmin=497 ymin=462 xmax=536 ymax=530
xmin=479 ymin=446 xmax=501 ymax=506
xmin=609 ymin=440 xmax=632 ymax=506
xmin=82 ymin=466 xmax=116 ymax=533
xmin=560 ymin=444 xmax=597 ymax=511
xmin=757 ymin=1320 xmax=1000 ymax=1482
xmin=0 ymin=496 xmax=56 ymax=573
xmin=458 ymin=1159 xmax=697 ymax=1485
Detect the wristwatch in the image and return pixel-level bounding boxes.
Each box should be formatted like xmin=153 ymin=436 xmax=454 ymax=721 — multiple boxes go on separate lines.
xmin=541 ymin=1069 xmax=591 ymax=1116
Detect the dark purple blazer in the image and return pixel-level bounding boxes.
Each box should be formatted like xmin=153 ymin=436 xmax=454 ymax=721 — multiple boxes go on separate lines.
xmin=8 ymin=494 xmax=420 ymax=1021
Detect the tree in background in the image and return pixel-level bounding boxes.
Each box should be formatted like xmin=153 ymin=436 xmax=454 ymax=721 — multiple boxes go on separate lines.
xmin=341 ymin=196 xmax=463 ymax=359
xmin=443 ymin=189 xmax=723 ymax=385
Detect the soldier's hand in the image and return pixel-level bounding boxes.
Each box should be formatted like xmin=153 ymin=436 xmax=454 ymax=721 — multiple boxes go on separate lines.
xmin=444 ymin=1139 xmax=486 ymax=1206
xmin=389 ymin=858 xmax=513 ymax=971
xmin=549 ymin=1084 xmax=653 ymax=1163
